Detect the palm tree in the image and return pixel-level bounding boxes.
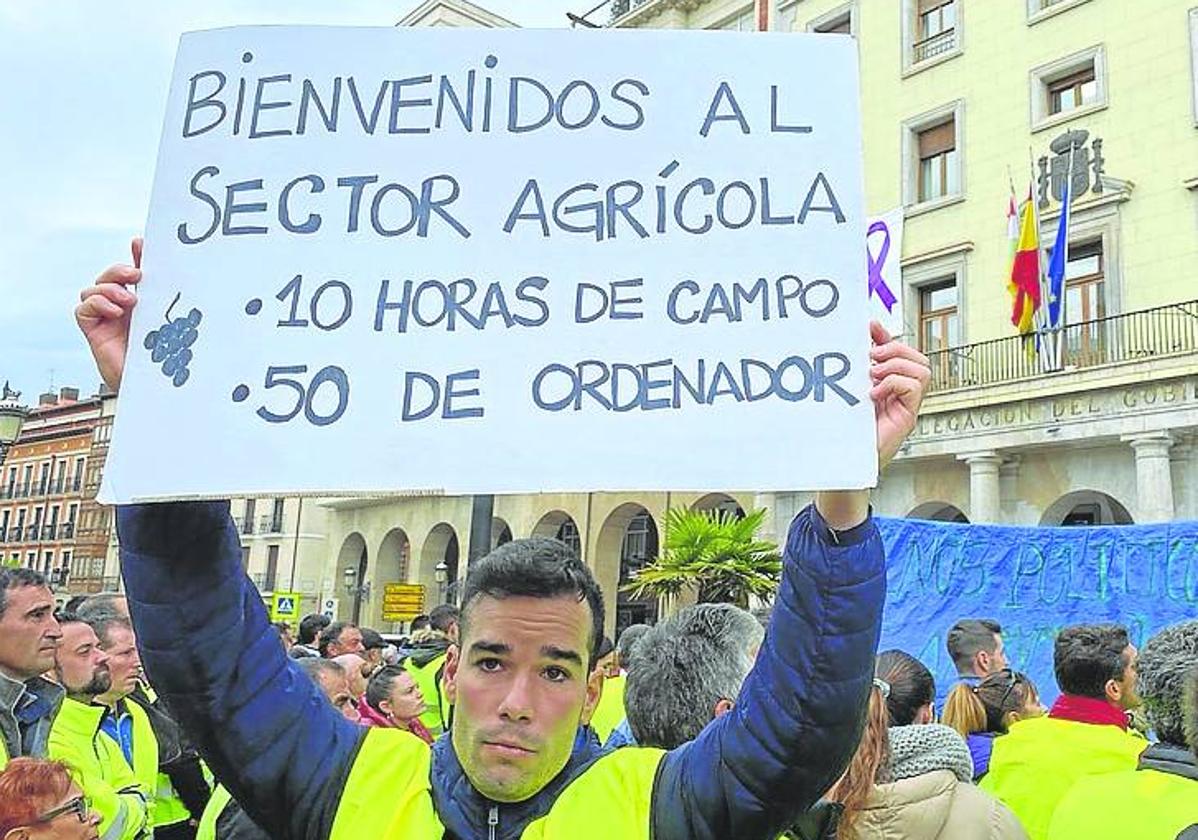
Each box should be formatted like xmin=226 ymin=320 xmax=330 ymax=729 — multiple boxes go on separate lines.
xmin=622 ymin=507 xmax=781 ymax=609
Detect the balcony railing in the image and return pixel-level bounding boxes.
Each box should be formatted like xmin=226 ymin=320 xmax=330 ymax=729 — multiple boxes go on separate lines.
xmin=60 ymin=523 xmax=75 ymax=539
xmin=927 ymin=300 xmax=1198 ymax=393
xmin=913 ymin=28 xmax=956 ymax=63
xmin=41 ymin=525 xmax=55 ymax=541
xmin=259 ymin=515 xmax=284 ymax=534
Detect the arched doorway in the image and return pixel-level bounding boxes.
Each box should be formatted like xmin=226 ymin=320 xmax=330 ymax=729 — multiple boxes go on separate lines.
xmin=691 ymin=493 xmax=747 ymax=519
xmin=907 ymin=502 xmax=970 ymax=523
xmin=422 ymin=523 xmax=460 ymax=607
xmin=336 ymin=533 xmax=368 ymax=624
xmin=532 ymin=510 xmax=582 ymax=559
xmin=491 ymin=517 xmax=513 ymax=550
xmin=1041 ymin=491 xmax=1134 ymax=527
xmin=595 ymin=503 xmax=660 ymax=638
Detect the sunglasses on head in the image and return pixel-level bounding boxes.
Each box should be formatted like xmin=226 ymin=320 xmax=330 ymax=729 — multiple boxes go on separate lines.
xmin=34 ymin=795 xmax=89 ymax=825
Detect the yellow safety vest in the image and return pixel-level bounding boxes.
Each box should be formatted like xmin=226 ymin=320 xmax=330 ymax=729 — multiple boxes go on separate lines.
xmin=329 ymin=727 xmax=664 ymax=839
xmin=979 ymin=716 xmax=1145 ymax=840
xmin=48 ymin=697 xmax=150 ymax=840
xmin=1047 ymin=766 xmax=1198 ymax=840
xmin=587 ymin=674 xmax=626 ymax=745
xmin=404 ymin=653 xmax=452 ymax=736
xmin=196 ymin=784 xmax=234 ymax=840
xmin=108 ymin=700 xmax=193 ymax=830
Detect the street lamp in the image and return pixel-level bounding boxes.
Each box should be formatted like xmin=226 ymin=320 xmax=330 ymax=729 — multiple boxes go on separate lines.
xmin=434 ymin=560 xmax=448 ymax=603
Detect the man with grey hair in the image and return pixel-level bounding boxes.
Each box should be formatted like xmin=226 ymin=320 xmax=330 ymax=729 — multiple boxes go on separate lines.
xmin=1047 ymin=620 xmax=1198 ymax=839
xmin=625 ymin=603 xmax=764 ymax=751
xmin=0 ymin=567 xmax=63 ymax=763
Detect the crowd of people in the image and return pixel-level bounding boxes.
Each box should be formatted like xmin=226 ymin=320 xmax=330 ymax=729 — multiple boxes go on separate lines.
xmin=0 ymin=241 xmax=1192 ymax=839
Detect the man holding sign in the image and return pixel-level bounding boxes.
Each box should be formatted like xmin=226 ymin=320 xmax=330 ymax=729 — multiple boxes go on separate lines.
xmin=76 ymin=25 xmax=931 ymax=840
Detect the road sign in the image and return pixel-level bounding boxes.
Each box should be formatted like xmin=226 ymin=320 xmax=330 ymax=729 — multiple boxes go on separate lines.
xmin=270 ymin=591 xmax=301 ymax=623
xmin=382 ymin=583 xmax=424 ymax=622
xmin=320 ymin=597 xmax=339 ymax=620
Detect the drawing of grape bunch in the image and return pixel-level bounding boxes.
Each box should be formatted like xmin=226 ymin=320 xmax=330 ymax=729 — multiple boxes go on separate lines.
xmin=143 ymin=293 xmax=201 ymax=387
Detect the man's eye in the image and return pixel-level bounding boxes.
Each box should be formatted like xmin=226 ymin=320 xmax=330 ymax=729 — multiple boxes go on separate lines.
xmin=477 ymin=658 xmax=502 ymax=672
xmin=543 ymin=666 xmax=570 ymax=683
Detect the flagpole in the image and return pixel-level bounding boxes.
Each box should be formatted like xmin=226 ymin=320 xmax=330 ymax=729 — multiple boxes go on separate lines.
xmin=1028 ymin=147 xmax=1051 ymax=370
xmin=1053 ymin=142 xmax=1078 ymax=370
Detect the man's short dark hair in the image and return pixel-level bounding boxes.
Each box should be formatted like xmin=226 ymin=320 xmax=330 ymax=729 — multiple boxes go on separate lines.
xmin=459 ymin=537 xmax=605 ymax=668
xmin=0 ymin=568 xmax=48 ymax=619
xmin=75 ymin=593 xmax=125 ymax=620
xmin=319 ymin=621 xmax=356 ymax=658
xmin=360 ymin=627 xmax=385 ymax=651
xmin=1054 ymin=623 xmax=1131 ymax=699
xmin=946 ymin=618 xmax=1002 ymax=674
xmin=429 ymin=604 xmax=459 ymax=634
xmin=62 ymin=595 xmax=89 ymax=614
xmin=298 ymin=613 xmax=331 ymax=645
xmin=409 ymin=615 xmax=431 ymax=633
xmin=1184 ymin=666 xmax=1198 ymax=757
xmin=1136 ymin=620 xmax=1198 ymax=746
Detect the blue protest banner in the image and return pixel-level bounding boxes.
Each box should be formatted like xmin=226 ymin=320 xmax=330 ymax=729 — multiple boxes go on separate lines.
xmin=876 ymin=517 xmax=1198 ymax=708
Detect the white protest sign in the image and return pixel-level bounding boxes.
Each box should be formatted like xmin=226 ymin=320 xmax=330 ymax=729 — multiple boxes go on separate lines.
xmin=866 ymin=208 xmax=905 ymax=340
xmin=101 ymin=26 xmax=875 ymax=503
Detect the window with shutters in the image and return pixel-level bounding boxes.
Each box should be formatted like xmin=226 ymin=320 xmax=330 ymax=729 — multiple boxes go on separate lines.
xmin=902 ymin=101 xmax=965 ymax=212
xmin=1030 ymin=46 xmax=1107 ymax=131
xmin=903 ymin=0 xmax=961 ymax=74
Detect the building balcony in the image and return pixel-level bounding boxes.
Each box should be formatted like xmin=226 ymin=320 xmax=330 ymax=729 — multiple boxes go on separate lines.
xmin=912 ymin=28 xmax=957 ymax=64
xmin=926 ymin=300 xmax=1198 ymax=395
xmin=259 ymin=515 xmax=284 ymax=535
xmin=59 ymin=522 xmax=75 ymax=539
xmin=41 ymin=525 xmax=56 ymax=541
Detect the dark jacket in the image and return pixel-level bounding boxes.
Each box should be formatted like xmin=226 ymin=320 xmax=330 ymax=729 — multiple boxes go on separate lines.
xmin=118 ymin=501 xmax=885 ymax=840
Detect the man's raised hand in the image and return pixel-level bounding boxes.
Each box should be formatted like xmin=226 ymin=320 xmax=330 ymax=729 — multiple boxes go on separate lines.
xmin=76 ymin=237 xmax=142 ymax=392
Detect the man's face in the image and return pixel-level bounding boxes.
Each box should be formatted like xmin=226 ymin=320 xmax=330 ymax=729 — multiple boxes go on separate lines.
xmin=1113 ymin=644 xmax=1140 ymax=710
xmin=329 ymin=627 xmax=364 ymax=657
xmin=316 ymin=669 xmax=361 ymax=723
xmin=98 ymin=625 xmax=141 ymax=700
xmin=446 ymin=594 xmax=602 ymax=803
xmin=0 ymin=585 xmax=61 ymax=681
xmin=55 ymin=623 xmax=111 ymax=698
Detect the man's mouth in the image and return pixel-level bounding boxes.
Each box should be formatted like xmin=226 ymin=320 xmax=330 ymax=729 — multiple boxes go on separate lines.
xmin=482 ymin=739 xmax=536 ymax=758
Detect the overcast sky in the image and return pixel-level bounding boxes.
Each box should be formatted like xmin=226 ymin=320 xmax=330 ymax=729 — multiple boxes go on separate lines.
xmin=0 ymin=1 xmax=587 ymax=400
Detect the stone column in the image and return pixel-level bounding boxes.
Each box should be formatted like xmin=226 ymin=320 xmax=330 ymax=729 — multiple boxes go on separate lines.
xmin=958 ymin=451 xmax=1003 ymax=523
xmin=1124 ymin=433 xmax=1175 ymax=522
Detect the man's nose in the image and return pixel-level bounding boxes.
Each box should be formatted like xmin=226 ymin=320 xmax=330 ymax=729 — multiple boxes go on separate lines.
xmin=496 ymin=673 xmax=535 ymax=722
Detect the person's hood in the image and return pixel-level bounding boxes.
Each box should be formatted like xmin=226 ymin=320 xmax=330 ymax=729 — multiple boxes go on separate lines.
xmin=404 ymin=637 xmax=451 ymax=668
xmin=1139 ymin=741 xmax=1198 ymax=781
xmin=860 ymin=770 xmax=959 ymax=837
xmin=431 ymin=727 xmax=606 ymax=840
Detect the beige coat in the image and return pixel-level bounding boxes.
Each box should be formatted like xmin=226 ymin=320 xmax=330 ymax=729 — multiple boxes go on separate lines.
xmin=851 ymin=769 xmax=1028 ymax=840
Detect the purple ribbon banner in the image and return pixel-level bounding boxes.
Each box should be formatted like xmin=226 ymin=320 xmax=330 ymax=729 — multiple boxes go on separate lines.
xmin=867 ymin=220 xmax=897 ymax=313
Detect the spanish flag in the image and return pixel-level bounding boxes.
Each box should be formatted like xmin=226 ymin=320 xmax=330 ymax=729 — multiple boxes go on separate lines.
xmin=1008 ymin=187 xmax=1041 ymax=337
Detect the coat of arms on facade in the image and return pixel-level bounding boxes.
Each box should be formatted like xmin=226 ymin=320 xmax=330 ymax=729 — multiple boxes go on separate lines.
xmin=1037 ymin=129 xmax=1105 ymax=208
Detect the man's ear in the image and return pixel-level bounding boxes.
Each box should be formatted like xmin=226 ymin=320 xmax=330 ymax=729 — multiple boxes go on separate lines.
xmin=4 ymin=828 xmax=31 ymax=840
xmin=713 ymin=698 xmax=736 ymax=719
xmin=443 ymin=643 xmax=460 ymax=705
xmin=975 ymin=650 xmax=991 ymax=674
xmin=580 ymin=668 xmax=604 ymax=726
xmin=1104 ymin=677 xmax=1122 ymax=706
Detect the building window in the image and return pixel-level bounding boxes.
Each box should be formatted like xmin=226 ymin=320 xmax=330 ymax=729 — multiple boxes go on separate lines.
xmin=777 ymin=0 xmax=799 ymax=32
xmin=809 ymin=3 xmax=855 ymax=35
xmin=72 ymin=458 xmax=85 ymax=490
xmin=243 ymin=498 xmax=256 ymax=535
xmin=912 ymin=0 xmax=957 ymax=64
xmin=1027 ymin=0 xmax=1093 ymax=24
xmin=903 ymin=101 xmax=965 ymax=211
xmin=919 ymin=280 xmax=961 ymax=353
xmin=266 ymin=545 xmax=280 ymax=592
xmin=42 ymin=551 xmax=53 ymax=575
xmin=1031 ymin=46 xmax=1107 ymax=130
xmin=271 ymin=498 xmax=285 ymax=533
xmin=713 ymin=4 xmax=754 ymax=31
xmin=240 ymin=545 xmax=251 ymax=570
xmin=918 ymin=120 xmax=958 ymax=202
xmin=1190 ymin=8 xmax=1198 ymax=127
xmin=26 ymin=552 xmax=35 ymax=568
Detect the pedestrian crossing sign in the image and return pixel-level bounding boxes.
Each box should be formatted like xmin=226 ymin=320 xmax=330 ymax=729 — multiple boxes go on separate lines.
xmin=270 ymin=591 xmax=301 ymax=622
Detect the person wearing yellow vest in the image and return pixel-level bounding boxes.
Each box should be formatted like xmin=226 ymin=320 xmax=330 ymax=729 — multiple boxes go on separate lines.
xmin=1047 ymin=620 xmax=1198 ymax=840
xmin=403 ymin=629 xmax=454 ymax=737
xmin=0 ymin=567 xmax=65 ymax=769
xmin=981 ymin=623 xmax=1148 ymax=840
xmin=79 ymin=257 xmax=927 ymax=839
xmin=87 ymin=615 xmax=196 ymax=840
xmin=48 ymin=614 xmax=149 ymax=840
xmin=585 ymin=637 xmax=625 ymax=745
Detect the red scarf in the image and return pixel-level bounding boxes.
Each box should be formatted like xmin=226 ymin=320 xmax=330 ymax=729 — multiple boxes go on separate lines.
xmin=1049 ymin=694 xmax=1129 ymax=731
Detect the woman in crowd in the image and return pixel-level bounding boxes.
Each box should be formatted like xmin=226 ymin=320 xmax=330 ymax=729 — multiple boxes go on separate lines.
xmin=942 ymin=669 xmax=1044 ymax=780
xmin=0 ymin=758 xmax=102 ymax=840
xmin=826 ymin=650 xmax=1027 ymax=840
xmin=357 ymin=663 xmax=435 ymax=744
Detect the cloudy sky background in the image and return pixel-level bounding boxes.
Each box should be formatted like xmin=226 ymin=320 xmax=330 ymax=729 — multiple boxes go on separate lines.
xmin=0 ymin=0 xmax=586 ymax=399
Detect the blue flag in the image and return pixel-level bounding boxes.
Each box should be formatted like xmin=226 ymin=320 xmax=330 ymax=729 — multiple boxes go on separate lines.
xmin=1045 ymin=166 xmax=1073 ymax=329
